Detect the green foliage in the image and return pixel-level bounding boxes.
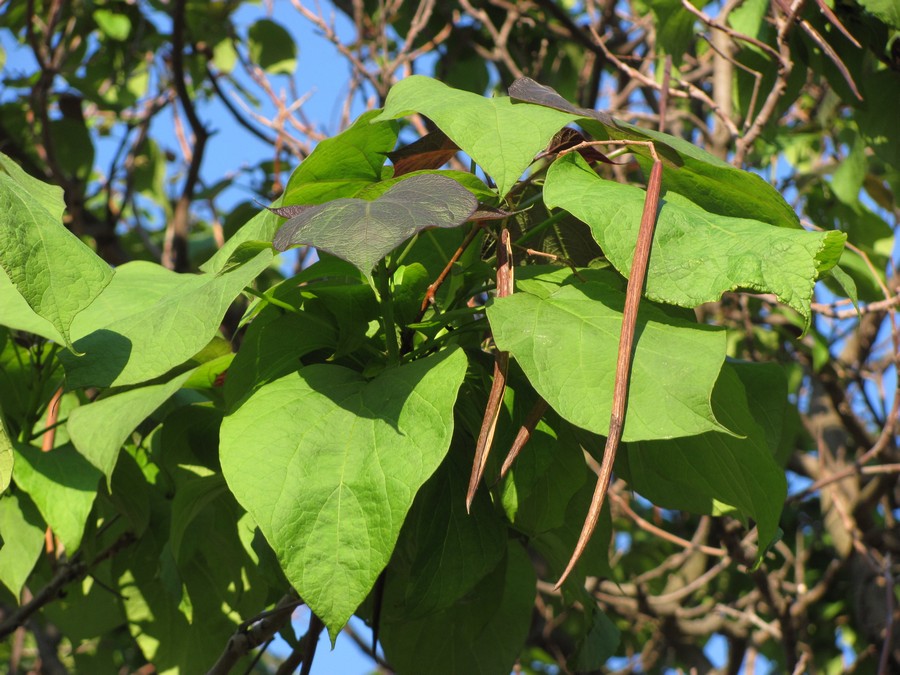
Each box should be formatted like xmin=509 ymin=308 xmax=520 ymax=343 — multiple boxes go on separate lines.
xmin=0 ymin=0 xmax=895 ymax=666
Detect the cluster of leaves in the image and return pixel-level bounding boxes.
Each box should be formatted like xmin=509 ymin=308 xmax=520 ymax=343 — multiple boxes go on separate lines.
xmin=0 ymin=71 xmax=850 ymax=672
xmin=2 ymin=0 xmax=899 ymax=672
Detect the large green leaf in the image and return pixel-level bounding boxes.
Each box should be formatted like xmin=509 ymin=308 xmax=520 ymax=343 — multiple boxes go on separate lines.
xmin=283 ymin=110 xmax=398 ymax=206
xmin=622 ymin=363 xmax=787 ymax=557
xmin=544 ymin=153 xmax=846 ymax=323
xmin=374 ymin=76 xmax=580 ymax=196
xmin=0 ymin=170 xmax=113 ymax=349
xmin=0 ymin=492 xmax=45 ymax=599
xmin=67 ymin=370 xmax=195 ymax=483
xmin=12 ymin=443 xmax=101 ymax=552
xmin=380 ymin=541 xmax=536 ymax=675
xmin=219 ymin=347 xmax=468 ymax=637
xmin=486 ymin=269 xmax=729 ymax=441
xmin=273 ymin=174 xmax=478 ymax=274
xmin=60 ymin=253 xmax=272 ymax=388
xmin=507 ymin=79 xmax=801 ymax=229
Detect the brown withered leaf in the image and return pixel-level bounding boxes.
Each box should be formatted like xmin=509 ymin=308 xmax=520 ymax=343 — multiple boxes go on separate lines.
xmin=539 ymin=127 xmax=620 ymax=165
xmin=386 ymin=129 xmax=460 ymax=176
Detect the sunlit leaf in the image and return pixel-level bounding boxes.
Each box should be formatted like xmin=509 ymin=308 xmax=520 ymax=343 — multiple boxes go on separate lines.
xmin=487 ymin=268 xmax=730 ymax=440
xmin=220 ymin=348 xmax=467 ymax=638
xmin=544 ymin=153 xmax=846 ymax=323
xmin=60 ymin=253 xmax=271 ymax=388
xmin=374 ymin=76 xmax=580 ymax=196
xmin=0 ymin=162 xmax=113 ymax=349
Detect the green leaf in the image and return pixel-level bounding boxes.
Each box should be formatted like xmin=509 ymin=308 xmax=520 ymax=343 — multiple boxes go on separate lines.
xmin=623 ymin=363 xmax=787 ymax=558
xmin=93 ymin=9 xmax=132 ymax=41
xmin=544 ymin=153 xmax=846 ymax=323
xmin=380 ymin=541 xmax=536 ymax=675
xmin=0 ymin=172 xmax=114 ymax=350
xmin=169 ymin=473 xmax=227 ymax=565
xmin=0 ymin=269 xmax=64 ymax=341
xmin=374 ymin=76 xmax=580 ymax=196
xmin=507 ymin=80 xmax=800 ymax=229
xmin=857 ymin=0 xmax=900 ymax=29
xmin=220 ymin=347 xmax=468 ymax=637
xmin=0 ymin=492 xmax=45 ymax=598
xmin=487 ymin=269 xmax=729 ymax=440
xmin=67 ymin=370 xmax=195 ymax=483
xmin=248 ymin=19 xmax=296 ymax=75
xmin=0 ymin=415 xmax=13 ymax=494
xmin=0 ymin=151 xmax=65 ymax=220
xmin=383 ymin=446 xmax=508 ymax=620
xmin=12 ymin=443 xmax=101 ymax=552
xmin=273 ymin=174 xmax=478 ymax=275
xmin=60 ymin=252 xmax=272 ymax=388
xmin=570 ymin=608 xmax=620 ymax=671
xmin=282 ymin=110 xmax=398 ymax=206
xmin=223 ymin=300 xmax=338 ymax=411
xmin=645 ymin=0 xmax=700 ymax=66
xmin=828 ymin=265 xmax=859 ymax=311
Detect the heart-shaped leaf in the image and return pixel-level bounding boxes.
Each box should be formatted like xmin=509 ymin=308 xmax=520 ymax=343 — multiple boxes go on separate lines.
xmin=373 ymin=76 xmax=581 ymax=196
xmin=219 ymin=347 xmax=468 ymax=638
xmin=486 ymin=268 xmax=731 ymax=440
xmin=272 ymin=174 xmax=478 ymax=274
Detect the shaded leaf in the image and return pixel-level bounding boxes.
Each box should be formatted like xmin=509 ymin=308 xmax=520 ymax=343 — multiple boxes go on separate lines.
xmin=0 ymin=492 xmax=45 ymax=598
xmin=67 ymin=370 xmax=194 ymax=483
xmin=486 ymin=268 xmax=730 ymax=441
xmin=508 ymin=77 xmax=616 ymax=127
xmin=622 ymin=364 xmax=787 ymax=559
xmin=374 ymin=76 xmax=580 ymax=196
xmin=544 ymin=153 xmax=846 ymax=324
xmin=220 ymin=348 xmax=468 ymax=637
xmin=248 ymin=19 xmax=296 ymax=75
xmin=540 ymin=127 xmax=619 ymax=164
xmin=12 ymin=443 xmax=101 ymax=552
xmin=60 ymin=252 xmax=272 ymax=388
xmin=383 ymin=446 xmax=507 ymax=620
xmin=273 ymin=174 xmax=478 ymax=275
xmin=380 ymin=541 xmax=535 ymax=675
xmin=202 ymin=111 xmax=397 ymax=274
xmin=0 ymin=415 xmax=13 ymax=495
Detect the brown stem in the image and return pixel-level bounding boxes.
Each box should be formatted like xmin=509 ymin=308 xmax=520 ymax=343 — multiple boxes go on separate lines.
xmin=466 ymin=228 xmax=514 ymax=511
xmin=555 ymin=156 xmax=663 ymax=589
xmin=499 ymin=397 xmax=549 ymax=480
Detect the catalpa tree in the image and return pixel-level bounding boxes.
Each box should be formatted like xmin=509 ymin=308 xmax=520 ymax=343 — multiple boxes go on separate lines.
xmin=0 ymin=1 xmax=897 ymax=673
